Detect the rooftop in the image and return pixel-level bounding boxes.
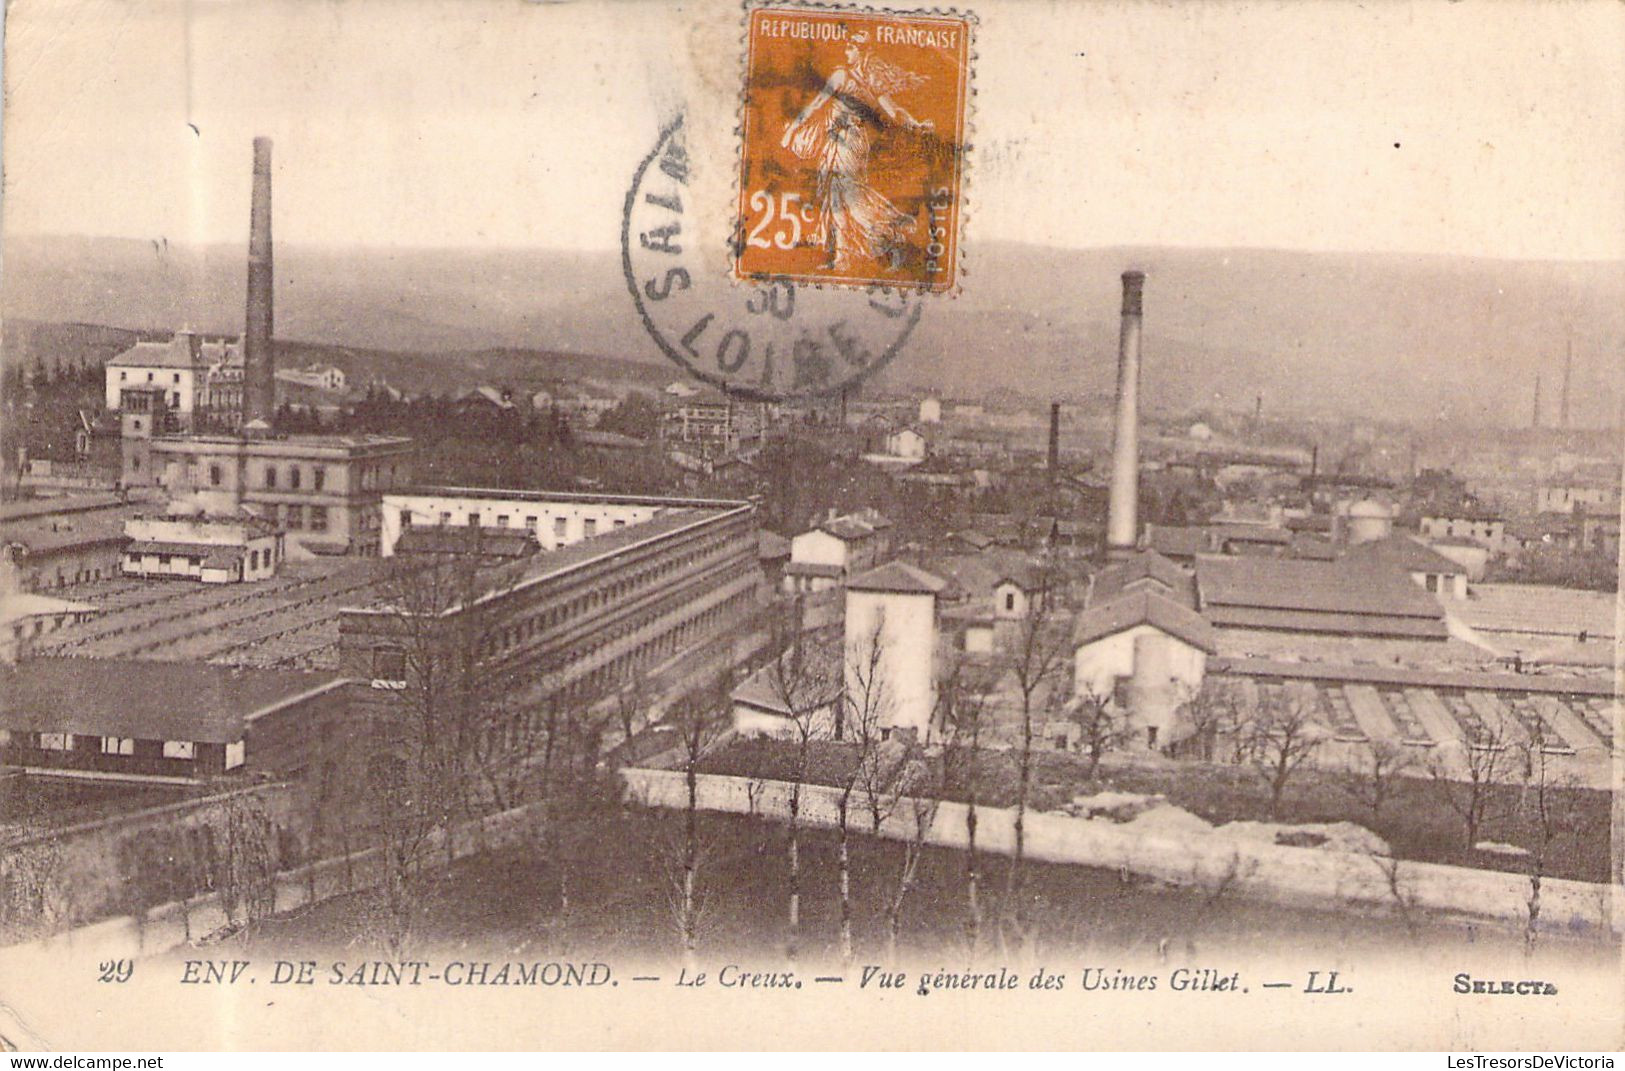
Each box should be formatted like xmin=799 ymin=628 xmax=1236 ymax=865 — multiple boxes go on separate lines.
xmin=1196 ymin=555 xmax=1445 ymax=621
xmin=1209 ymin=655 xmax=1615 ymax=699
xmin=847 ymin=561 xmax=947 ymax=596
xmin=0 ymin=592 xmax=96 ymax=627
xmin=731 ymin=644 xmax=844 ymax=716
xmin=1344 ymin=534 xmax=1465 ymax=575
xmin=1072 ymin=588 xmax=1216 ymax=653
xmin=0 ymin=658 xmax=338 ymax=743
xmin=1453 ymin=583 xmax=1616 ymax=641
xmin=1091 ymin=550 xmax=1195 ymax=608
xmin=107 ymin=334 xmax=240 ymax=370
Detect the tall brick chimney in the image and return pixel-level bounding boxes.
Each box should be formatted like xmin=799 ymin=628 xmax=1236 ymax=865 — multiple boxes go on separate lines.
xmin=243 ymin=137 xmax=275 ymax=427
xmin=1048 ymin=402 xmax=1061 ymax=472
xmin=1105 ymin=271 xmax=1144 ymax=560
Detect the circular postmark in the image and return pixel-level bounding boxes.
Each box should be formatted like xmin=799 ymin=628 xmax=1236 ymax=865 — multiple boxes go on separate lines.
xmin=622 ymin=115 xmax=924 ymax=402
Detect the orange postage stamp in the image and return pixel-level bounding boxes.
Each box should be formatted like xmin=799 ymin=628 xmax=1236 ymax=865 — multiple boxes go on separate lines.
xmin=734 ymin=5 xmax=972 ymax=292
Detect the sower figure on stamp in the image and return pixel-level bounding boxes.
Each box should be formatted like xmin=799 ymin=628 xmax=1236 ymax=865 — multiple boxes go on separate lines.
xmin=780 ymin=32 xmax=934 ymax=272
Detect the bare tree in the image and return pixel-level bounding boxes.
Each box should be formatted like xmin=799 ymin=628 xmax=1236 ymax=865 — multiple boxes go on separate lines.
xmin=663 ymin=676 xmax=729 ymax=970
xmin=1341 ymin=739 xmax=1417 ymax=824
xmin=1069 ymin=684 xmax=1129 ymax=778
xmin=836 ymin=614 xmax=895 ymax=966
xmin=1515 ymin=720 xmax=1580 ymax=952
xmin=881 ymin=745 xmax=936 ymax=964
xmin=1427 ymin=717 xmax=1514 ymax=851
xmin=345 ymin=552 xmax=550 ymax=952
xmin=1243 ymin=687 xmax=1325 ymax=818
xmin=0 ymin=781 xmax=68 ymax=944
xmin=997 ymin=557 xmax=1074 ymax=949
xmin=937 ymin=659 xmax=991 ymax=953
xmin=1180 ymin=679 xmax=1247 ymax=764
xmin=211 ymin=791 xmax=278 ymax=934
xmin=766 ymin=639 xmax=840 ymax=964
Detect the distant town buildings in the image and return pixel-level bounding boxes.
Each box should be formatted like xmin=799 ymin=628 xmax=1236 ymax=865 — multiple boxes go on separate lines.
xmin=276 ymin=363 xmax=348 ymax=392
xmin=783 ymin=508 xmax=894 ymax=593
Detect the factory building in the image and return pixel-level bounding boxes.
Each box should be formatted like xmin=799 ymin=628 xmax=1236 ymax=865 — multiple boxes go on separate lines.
xmin=377 ymin=488 xmax=727 ymax=557
xmin=137 ymin=432 xmax=413 ymax=556
xmin=112 ymin=137 xmax=415 ymax=558
xmin=121 ymin=511 xmax=284 ymax=583
xmin=340 ymin=495 xmax=762 ymax=715
xmin=0 ymin=659 xmax=345 ymax=782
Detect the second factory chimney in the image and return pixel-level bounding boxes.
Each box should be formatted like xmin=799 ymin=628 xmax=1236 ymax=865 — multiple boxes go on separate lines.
xmin=1105 ymin=270 xmax=1145 ymax=560
xmin=1048 ymin=402 xmax=1061 ymax=472
xmin=243 ymin=136 xmax=276 ymax=428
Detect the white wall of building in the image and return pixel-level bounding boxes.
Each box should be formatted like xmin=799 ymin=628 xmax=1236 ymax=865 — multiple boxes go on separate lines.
xmin=789 ymin=529 xmax=849 ymax=570
xmin=1073 ymin=625 xmax=1206 ymax=709
xmin=380 ymin=493 xmax=663 ymax=556
xmin=107 ymin=367 xmax=197 ymax=413
xmin=844 ymin=588 xmax=936 ymax=740
xmin=886 ymin=429 xmax=927 ymax=460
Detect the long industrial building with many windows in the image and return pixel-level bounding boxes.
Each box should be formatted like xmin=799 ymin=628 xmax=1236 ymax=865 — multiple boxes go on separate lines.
xmin=342 ymin=488 xmax=765 ymax=711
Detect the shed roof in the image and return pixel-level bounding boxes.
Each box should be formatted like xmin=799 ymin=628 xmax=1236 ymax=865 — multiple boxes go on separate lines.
xmin=1203 ymin=604 xmax=1451 ymax=640
xmin=1196 ymin=556 xmax=1444 ymax=621
xmin=1091 ymin=550 xmax=1194 ymax=607
xmin=1072 ymin=589 xmax=1216 ymax=653
xmin=0 ymin=659 xmax=338 ymax=743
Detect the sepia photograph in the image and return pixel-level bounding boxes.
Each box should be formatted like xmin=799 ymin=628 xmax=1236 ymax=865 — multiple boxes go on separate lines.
xmin=0 ymin=0 xmax=1621 ymax=1053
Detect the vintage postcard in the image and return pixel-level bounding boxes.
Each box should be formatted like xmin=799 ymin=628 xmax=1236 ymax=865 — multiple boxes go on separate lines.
xmin=1 ymin=0 xmax=1622 ymax=1053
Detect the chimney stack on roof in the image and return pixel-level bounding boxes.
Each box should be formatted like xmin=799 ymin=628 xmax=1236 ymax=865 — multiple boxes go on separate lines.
xmin=243 ymin=137 xmax=276 ymax=427
xmin=1048 ymin=402 xmax=1061 ymax=473
xmin=1105 ymin=271 xmax=1144 ymax=560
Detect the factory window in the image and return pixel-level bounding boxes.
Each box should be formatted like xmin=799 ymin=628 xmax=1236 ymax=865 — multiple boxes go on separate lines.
xmin=525 ymin=516 xmax=537 ymax=532
xmin=372 ymin=646 xmax=407 ymax=685
xmin=265 ymin=465 xmax=278 ymax=489
xmin=209 ymin=463 xmax=222 ymax=487
xmin=147 ymin=372 xmax=154 ymax=382
xmin=614 ymin=519 xmax=626 ymax=529
xmin=311 ymin=506 xmax=329 ymax=532
xmin=468 ymin=514 xmax=480 ymax=527
xmin=286 ymin=505 xmax=302 ymax=530
xmin=1005 ymin=592 xmax=1017 ymax=612
xmin=441 ymin=512 xmax=453 ymax=524
xmin=1425 ymin=575 xmax=1439 ymax=593
xmin=584 ymin=519 xmax=597 ymax=538
xmin=101 ymin=736 xmax=136 ymax=756
xmin=497 ymin=515 xmax=510 ymax=528
xmin=290 ymin=467 xmax=302 ymax=490
xmin=313 ymin=466 xmax=326 ymax=491
xmin=40 ymin=733 xmax=70 ymax=751
xmin=163 ymin=740 xmax=196 ymax=760
xmin=555 ymin=518 xmax=568 ymax=539
xmin=119 ymin=371 xmax=127 ymax=382
xmin=133 ymin=419 xmax=143 ymax=432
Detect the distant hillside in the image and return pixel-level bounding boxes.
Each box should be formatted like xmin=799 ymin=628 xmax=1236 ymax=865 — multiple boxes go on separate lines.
xmin=4 ymin=234 xmax=1620 ymax=425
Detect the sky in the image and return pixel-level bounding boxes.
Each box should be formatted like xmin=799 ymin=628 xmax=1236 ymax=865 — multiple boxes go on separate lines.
xmin=4 ymin=0 xmax=1624 ymax=260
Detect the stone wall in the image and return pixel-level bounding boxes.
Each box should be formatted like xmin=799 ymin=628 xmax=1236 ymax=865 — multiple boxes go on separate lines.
xmin=621 ymin=767 xmax=1619 ymax=936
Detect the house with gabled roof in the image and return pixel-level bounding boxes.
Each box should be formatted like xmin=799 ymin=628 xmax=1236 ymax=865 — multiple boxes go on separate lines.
xmin=1343 ymin=534 xmax=1469 ymax=600
xmin=1071 ymin=588 xmax=1216 ymax=751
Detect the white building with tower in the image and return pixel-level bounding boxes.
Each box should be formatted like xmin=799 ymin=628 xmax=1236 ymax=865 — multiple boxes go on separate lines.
xmin=844 ymin=561 xmax=945 ymax=742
